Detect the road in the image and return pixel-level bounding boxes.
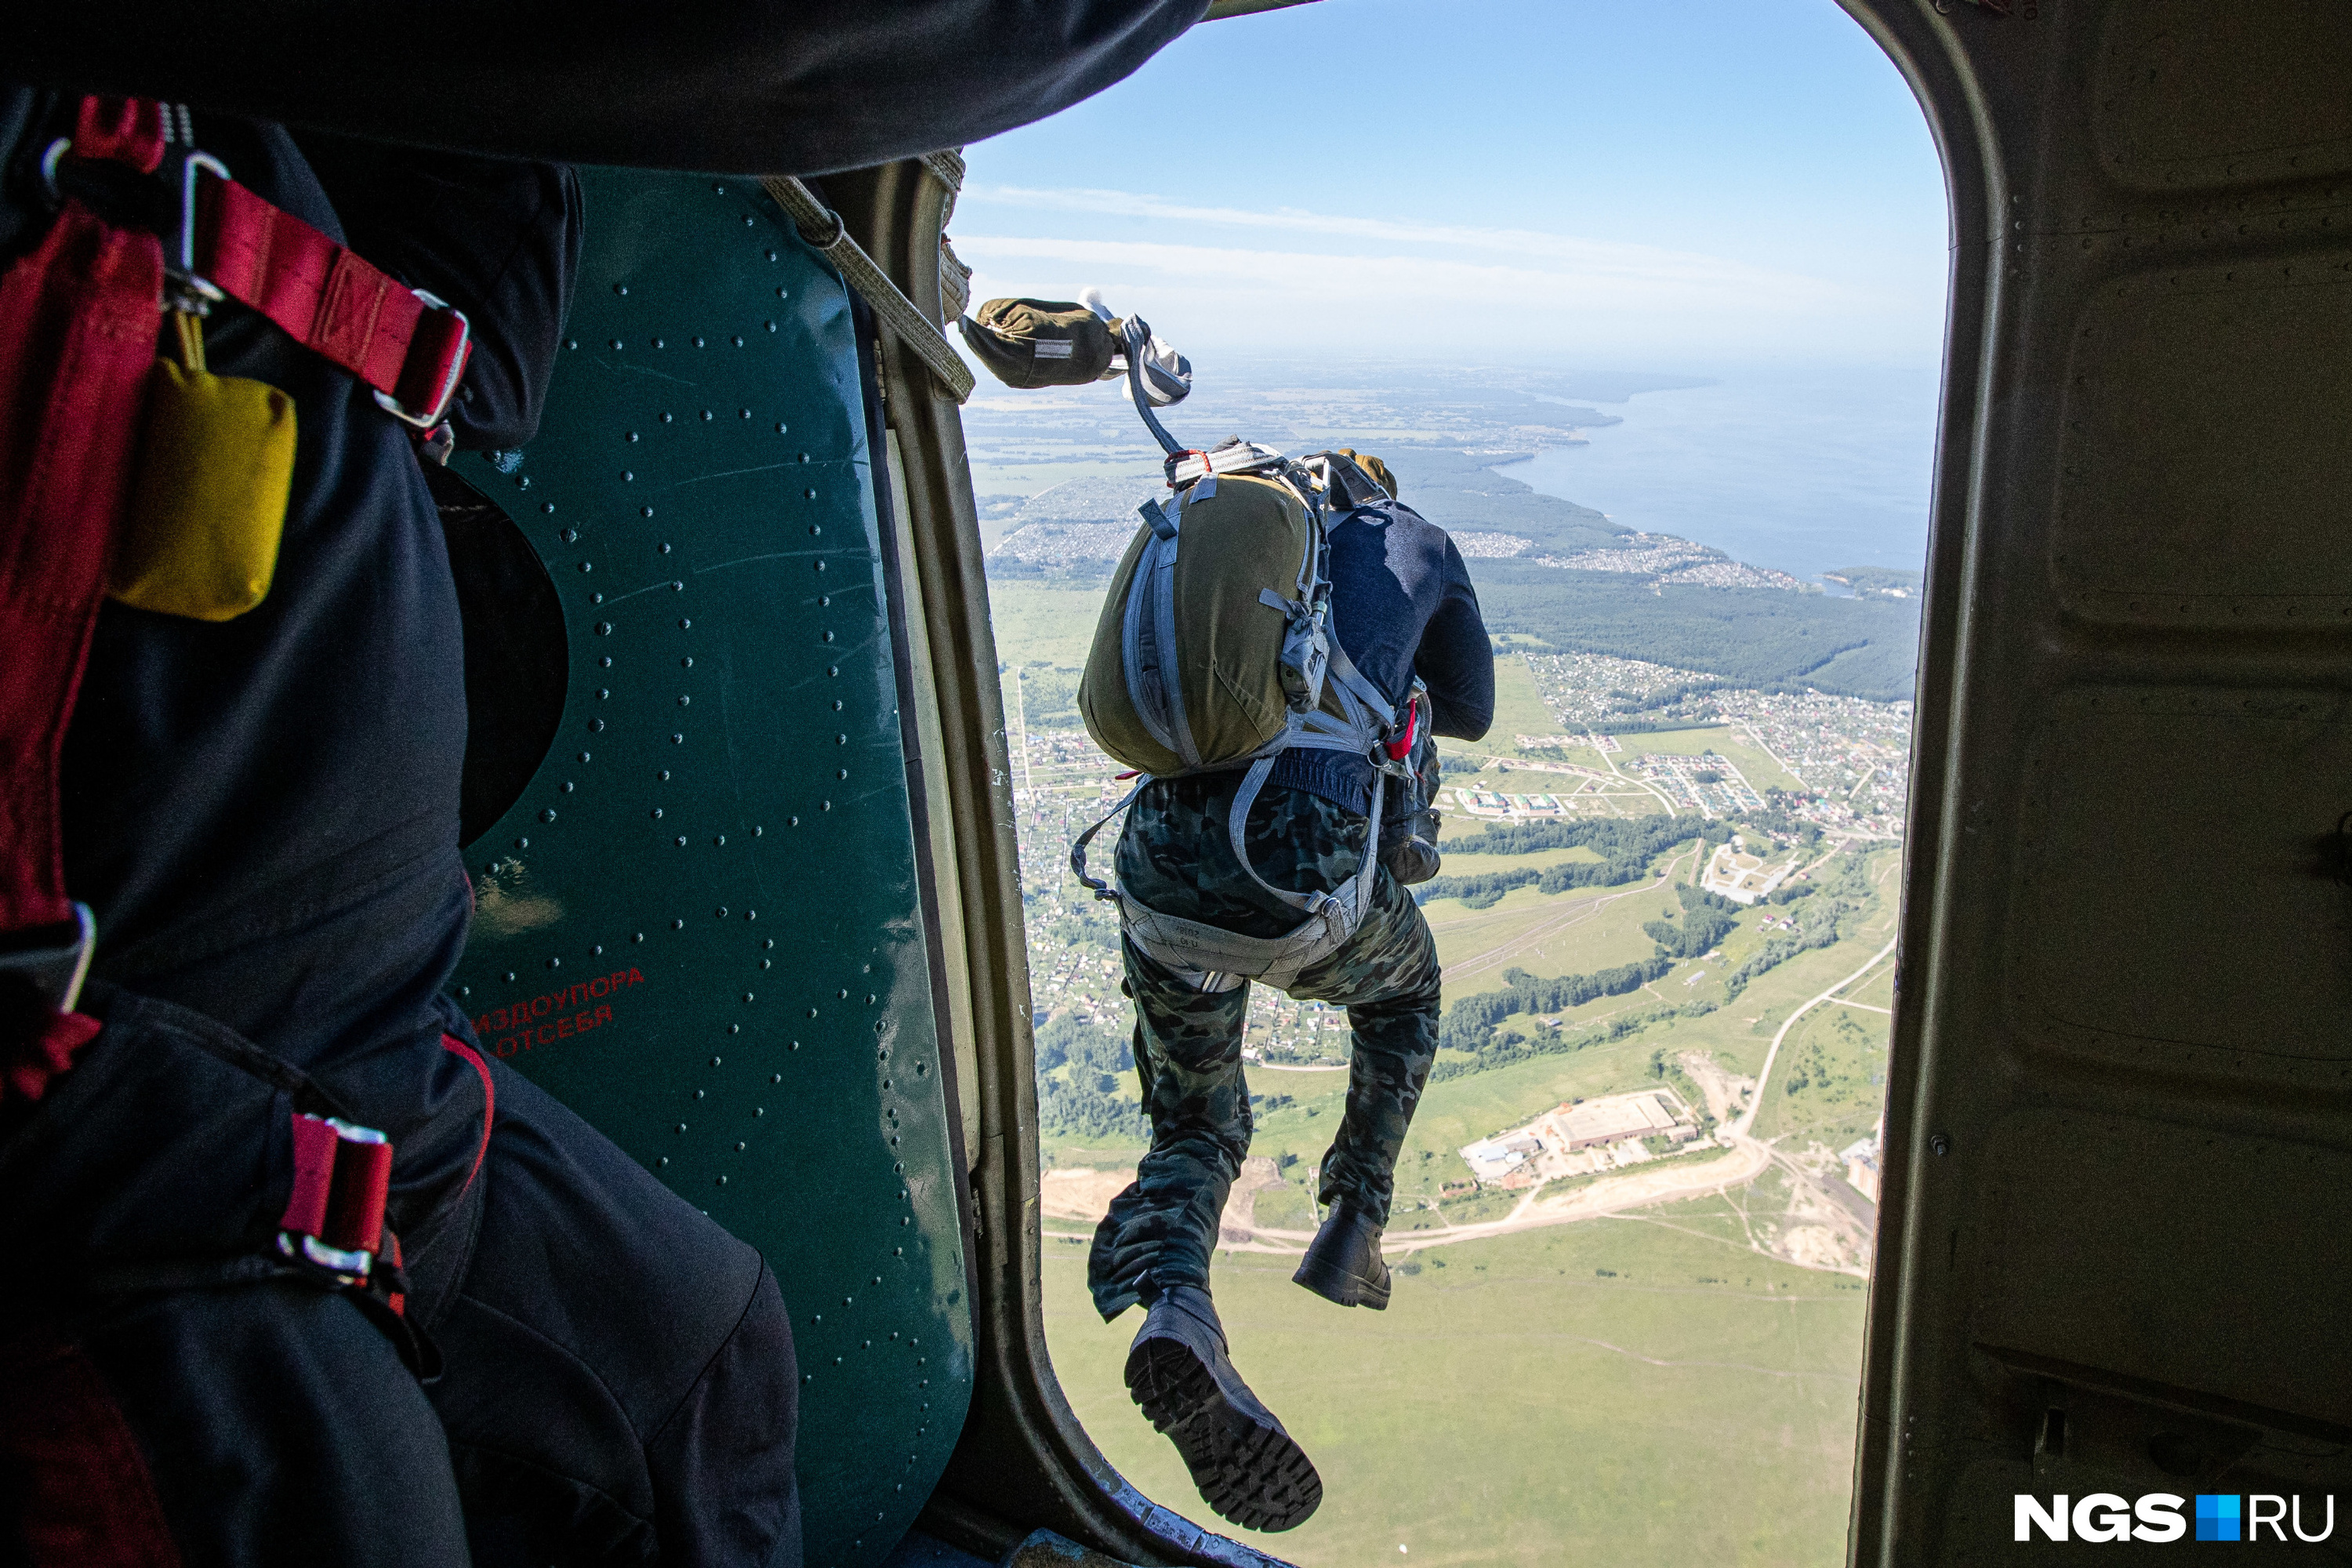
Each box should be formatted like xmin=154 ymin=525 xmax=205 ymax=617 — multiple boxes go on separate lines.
xmin=1201 ymin=1137 xmax=1775 ymax=1258
xmin=1733 ymin=936 xmax=1898 ymax=1139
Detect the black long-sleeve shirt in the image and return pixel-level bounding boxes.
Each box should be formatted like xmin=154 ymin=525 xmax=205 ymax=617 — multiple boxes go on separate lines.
xmin=0 ymin=86 xmax=579 ymax=1156
xmin=1265 ymin=498 xmax=1494 ymax=818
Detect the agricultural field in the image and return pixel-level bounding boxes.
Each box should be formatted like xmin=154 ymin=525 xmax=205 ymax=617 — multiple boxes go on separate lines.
xmin=1040 ymin=1209 xmax=1869 ymax=1568
xmin=1426 ymin=877 xmax=1676 ymax=988
xmin=989 ymin=582 xmax=1109 ymax=673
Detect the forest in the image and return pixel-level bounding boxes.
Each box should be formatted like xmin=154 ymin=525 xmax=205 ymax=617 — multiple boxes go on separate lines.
xmin=1470 ymin=575 xmax=1918 ymax=702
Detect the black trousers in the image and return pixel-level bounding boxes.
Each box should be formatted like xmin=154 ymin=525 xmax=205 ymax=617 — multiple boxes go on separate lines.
xmin=0 ymin=991 xmax=800 ymax=1567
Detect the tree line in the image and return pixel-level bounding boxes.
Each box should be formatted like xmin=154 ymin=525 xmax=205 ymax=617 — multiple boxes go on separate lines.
xmin=1034 ymin=1013 xmax=1144 ymax=1140
xmin=1437 ymin=956 xmax=1673 ymax=1054
xmin=1415 ymin=817 xmax=1697 ymax=909
xmin=1644 ymin=880 xmax=1738 ymax=958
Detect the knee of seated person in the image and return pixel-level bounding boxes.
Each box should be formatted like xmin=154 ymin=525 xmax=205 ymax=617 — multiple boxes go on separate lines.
xmin=78 ymin=1283 xmax=468 ymax=1565
xmin=461 ymin=1066 xmax=768 ymax=1360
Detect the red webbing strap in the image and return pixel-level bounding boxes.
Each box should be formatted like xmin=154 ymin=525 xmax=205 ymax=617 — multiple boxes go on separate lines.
xmin=441 ymin=1033 xmax=496 ymax=1192
xmin=0 ymin=97 xmax=164 ymax=1105
xmin=193 ymin=172 xmax=470 ymax=422
xmin=281 ymin=1114 xmax=394 ymax=1257
xmin=0 ymin=1332 xmax=183 ymax=1567
xmin=1384 ymin=695 xmax=1421 ymax=762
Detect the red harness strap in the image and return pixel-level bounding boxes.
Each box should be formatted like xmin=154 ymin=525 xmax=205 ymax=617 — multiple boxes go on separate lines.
xmin=3 ymin=100 xmax=478 ymax=1105
xmin=193 ymin=170 xmax=471 ymax=429
xmin=0 ymin=1332 xmax=183 ymax=1567
xmin=1383 ymin=694 xmax=1423 ymax=762
xmin=439 ymin=1033 xmax=497 ymax=1191
xmin=0 ymin=97 xmax=165 ymax=1105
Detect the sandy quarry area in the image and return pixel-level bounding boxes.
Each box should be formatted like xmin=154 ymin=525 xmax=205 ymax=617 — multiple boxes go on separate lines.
xmin=1039 ymin=1156 xmax=1282 ymax=1240
xmin=1039 ymin=1167 xmax=1131 ymax=1223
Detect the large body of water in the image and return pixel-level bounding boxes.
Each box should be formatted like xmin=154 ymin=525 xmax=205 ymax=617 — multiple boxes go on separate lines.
xmin=1499 ymin=365 xmax=1940 ymax=582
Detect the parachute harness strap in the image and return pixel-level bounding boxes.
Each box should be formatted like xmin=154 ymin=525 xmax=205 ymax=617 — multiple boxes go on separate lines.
xmin=760 ymin=174 xmax=975 ymax=404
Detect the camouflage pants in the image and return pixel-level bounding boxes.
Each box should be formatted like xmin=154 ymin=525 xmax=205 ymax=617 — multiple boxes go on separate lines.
xmin=1087 ymin=773 xmax=1442 ymax=1319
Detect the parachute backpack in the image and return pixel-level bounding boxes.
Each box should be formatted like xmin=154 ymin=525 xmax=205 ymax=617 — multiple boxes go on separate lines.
xmin=1065 ymin=313 xmax=1410 ymax=989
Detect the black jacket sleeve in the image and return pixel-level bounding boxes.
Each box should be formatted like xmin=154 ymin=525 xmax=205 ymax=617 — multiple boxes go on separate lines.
xmin=292 ymin=133 xmax=580 ymax=451
xmin=23 ymin=0 xmax=1209 ymax=172
xmin=1415 ymin=539 xmax=1495 ymax=742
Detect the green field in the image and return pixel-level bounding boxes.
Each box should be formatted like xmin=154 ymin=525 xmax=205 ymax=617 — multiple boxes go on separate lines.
xmin=1483 ymin=656 xmax=1563 ymax=748
xmin=1438 ymin=844 xmax=1606 ymax=874
xmin=1425 ymin=877 xmax=1682 ymax=989
xmin=1750 ymin=1001 xmax=1887 ymax=1154
xmin=1041 ymin=1209 xmax=1867 ymax=1567
xmin=990 ymin=581 xmax=1110 ymax=669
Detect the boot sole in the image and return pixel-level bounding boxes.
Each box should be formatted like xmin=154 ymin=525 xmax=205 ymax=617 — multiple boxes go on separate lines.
xmin=1125 ymin=1334 xmax=1323 ymax=1531
xmin=1291 ymin=1250 xmax=1392 ymax=1310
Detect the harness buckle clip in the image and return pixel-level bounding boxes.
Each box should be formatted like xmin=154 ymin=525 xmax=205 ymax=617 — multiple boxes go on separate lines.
xmin=278 ymin=1114 xmax=394 ymax=1287
xmin=372 ymin=287 xmax=473 ymax=432
xmin=164 ymin=152 xmax=230 ymax=314
xmin=0 ymin=902 xmax=97 ymax=1013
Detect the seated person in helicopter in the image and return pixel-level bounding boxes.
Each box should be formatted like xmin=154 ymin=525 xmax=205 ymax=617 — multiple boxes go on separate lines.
xmin=0 ymin=3 xmax=1207 ymax=1560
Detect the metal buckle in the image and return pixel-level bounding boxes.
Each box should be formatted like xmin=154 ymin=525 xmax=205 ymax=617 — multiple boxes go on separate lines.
xmin=36 ymin=137 xmax=71 ymax=207
xmin=167 ymin=152 xmax=230 ymax=314
xmin=0 ymin=902 xmax=97 ymax=1013
xmin=281 ymin=1232 xmax=375 ymax=1280
xmin=372 ymin=287 xmax=472 ymax=430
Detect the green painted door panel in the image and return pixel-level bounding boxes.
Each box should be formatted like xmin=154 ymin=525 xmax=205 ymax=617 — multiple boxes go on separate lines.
xmin=442 ymin=169 xmax=971 ymax=1568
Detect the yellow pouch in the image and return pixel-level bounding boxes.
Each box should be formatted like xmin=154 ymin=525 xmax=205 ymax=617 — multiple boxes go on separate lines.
xmin=112 ymin=312 xmax=295 ymax=621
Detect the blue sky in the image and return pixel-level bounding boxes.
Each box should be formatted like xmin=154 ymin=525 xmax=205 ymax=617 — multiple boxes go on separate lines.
xmin=955 ymin=0 xmax=1949 ymax=368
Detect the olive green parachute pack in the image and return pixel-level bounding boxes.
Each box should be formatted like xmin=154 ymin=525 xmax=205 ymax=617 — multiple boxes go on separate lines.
xmin=1047 ymin=310 xmax=1411 ymax=988
xmin=958 ymin=288 xmax=1191 ymax=401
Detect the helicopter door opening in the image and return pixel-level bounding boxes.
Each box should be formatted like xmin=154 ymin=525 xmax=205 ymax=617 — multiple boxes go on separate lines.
xmin=943 ymin=1 xmax=1947 ymax=1560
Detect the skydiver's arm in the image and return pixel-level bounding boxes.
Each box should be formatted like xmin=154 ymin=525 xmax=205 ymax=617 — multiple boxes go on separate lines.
xmin=292 ymin=132 xmax=580 ymax=451
xmin=1415 ymin=540 xmax=1495 ymax=742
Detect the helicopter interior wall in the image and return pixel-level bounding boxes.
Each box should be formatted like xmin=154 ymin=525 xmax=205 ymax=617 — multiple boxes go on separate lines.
xmin=441 ymin=171 xmax=978 ymax=1568
xmin=1828 ymin=0 xmax=2352 ymax=1559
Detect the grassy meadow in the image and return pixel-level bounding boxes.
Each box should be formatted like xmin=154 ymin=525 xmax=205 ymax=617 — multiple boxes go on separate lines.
xmin=1040 ymin=1208 xmax=1867 ymax=1567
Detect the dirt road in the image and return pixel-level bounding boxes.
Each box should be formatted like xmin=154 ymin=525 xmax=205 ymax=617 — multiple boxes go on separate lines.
xmin=1733 ymin=937 xmax=1896 ymax=1139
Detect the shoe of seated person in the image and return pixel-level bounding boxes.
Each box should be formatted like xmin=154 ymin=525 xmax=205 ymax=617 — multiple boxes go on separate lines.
xmin=1291 ymin=1199 xmax=1392 ymax=1309
xmin=1123 ymin=1284 xmax=1322 ymax=1531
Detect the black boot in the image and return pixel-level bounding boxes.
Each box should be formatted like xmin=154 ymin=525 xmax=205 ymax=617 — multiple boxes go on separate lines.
xmin=1124 ymin=1285 xmax=1322 ymax=1532
xmin=1292 ymin=1200 xmax=1392 ymax=1309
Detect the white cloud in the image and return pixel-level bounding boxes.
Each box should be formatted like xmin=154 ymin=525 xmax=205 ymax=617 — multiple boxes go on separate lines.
xmin=967 ymin=183 xmax=1820 ymax=295
xmin=949 ymin=223 xmax=1929 ymax=362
